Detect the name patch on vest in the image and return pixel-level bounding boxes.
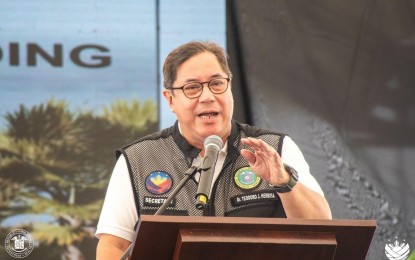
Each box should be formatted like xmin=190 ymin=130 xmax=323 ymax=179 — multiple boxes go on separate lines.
xmin=143 ymin=196 xmax=176 ymax=207
xmin=231 ymin=191 xmax=279 ymax=206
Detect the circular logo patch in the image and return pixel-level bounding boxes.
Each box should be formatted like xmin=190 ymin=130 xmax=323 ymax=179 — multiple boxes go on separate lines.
xmin=145 ymin=171 xmax=173 ymax=195
xmin=4 ymin=229 xmax=34 ymax=258
xmin=234 ymin=167 xmax=261 ymax=190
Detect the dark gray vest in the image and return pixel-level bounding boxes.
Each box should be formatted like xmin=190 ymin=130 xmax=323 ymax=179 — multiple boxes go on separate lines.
xmin=117 ymin=121 xmax=287 ymax=218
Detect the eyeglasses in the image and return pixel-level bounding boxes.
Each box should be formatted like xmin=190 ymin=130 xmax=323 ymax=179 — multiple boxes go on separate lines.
xmin=167 ymin=77 xmax=230 ymax=99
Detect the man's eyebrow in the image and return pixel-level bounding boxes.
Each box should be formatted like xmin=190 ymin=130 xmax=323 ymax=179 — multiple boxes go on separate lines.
xmin=209 ymin=73 xmax=225 ymax=79
xmin=183 ymin=73 xmax=226 ymax=83
xmin=183 ymin=78 xmax=199 ymax=83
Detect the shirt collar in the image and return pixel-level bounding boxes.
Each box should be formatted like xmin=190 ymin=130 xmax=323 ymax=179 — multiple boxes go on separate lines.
xmin=174 ymin=121 xmax=231 ymax=158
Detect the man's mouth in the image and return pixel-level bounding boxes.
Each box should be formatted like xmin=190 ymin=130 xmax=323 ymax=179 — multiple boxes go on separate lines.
xmin=198 ymin=112 xmax=219 ymax=119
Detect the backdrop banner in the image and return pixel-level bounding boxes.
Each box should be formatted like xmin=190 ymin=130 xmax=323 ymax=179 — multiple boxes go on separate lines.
xmin=0 ymin=2 xmax=158 ymax=259
xmin=0 ymin=1 xmax=226 ymax=259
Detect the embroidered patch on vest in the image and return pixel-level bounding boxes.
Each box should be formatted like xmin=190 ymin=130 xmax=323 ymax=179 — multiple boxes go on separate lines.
xmin=145 ymin=171 xmax=173 ymax=195
xmin=231 ymin=191 xmax=279 ymax=206
xmin=143 ymin=196 xmax=176 ymax=207
xmin=234 ymin=167 xmax=261 ymax=190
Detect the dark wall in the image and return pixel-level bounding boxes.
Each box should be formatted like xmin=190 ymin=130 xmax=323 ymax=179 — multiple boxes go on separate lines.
xmin=227 ymin=1 xmax=415 ymax=259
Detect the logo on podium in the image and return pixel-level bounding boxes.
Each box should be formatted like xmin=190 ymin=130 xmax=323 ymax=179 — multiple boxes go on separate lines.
xmin=385 ymin=237 xmax=410 ymax=260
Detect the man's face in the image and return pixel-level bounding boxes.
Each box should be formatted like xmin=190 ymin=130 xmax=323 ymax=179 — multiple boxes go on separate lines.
xmin=163 ymin=52 xmax=234 ymax=148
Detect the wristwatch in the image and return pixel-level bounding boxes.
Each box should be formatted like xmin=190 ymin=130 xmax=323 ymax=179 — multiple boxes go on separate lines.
xmin=271 ymin=164 xmax=299 ymax=193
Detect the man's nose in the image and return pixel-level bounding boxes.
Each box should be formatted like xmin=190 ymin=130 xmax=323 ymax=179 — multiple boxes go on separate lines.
xmin=198 ymin=83 xmax=215 ymax=101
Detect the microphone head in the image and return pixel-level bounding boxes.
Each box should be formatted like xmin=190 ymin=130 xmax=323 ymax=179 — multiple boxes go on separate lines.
xmin=204 ymin=135 xmax=224 ymax=151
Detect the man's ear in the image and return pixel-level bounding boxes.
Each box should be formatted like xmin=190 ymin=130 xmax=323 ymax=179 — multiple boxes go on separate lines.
xmin=162 ymin=89 xmax=175 ymax=113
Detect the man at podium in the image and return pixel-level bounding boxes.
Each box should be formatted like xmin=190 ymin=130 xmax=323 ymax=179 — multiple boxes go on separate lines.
xmin=96 ymin=41 xmax=332 ymax=259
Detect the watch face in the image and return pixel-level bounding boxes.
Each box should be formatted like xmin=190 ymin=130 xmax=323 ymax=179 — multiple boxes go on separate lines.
xmin=276 ymin=164 xmax=298 ymax=193
xmin=284 ymin=164 xmax=299 ymax=181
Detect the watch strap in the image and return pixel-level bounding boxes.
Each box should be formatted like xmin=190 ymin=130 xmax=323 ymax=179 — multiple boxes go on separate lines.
xmin=271 ymin=164 xmax=299 ymax=193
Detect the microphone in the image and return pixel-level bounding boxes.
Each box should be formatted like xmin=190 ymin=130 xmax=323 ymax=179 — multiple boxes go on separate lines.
xmin=195 ymin=135 xmax=224 ymax=210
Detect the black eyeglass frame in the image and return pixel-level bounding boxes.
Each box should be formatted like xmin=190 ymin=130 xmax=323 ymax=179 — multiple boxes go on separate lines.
xmin=167 ymin=77 xmax=230 ymax=99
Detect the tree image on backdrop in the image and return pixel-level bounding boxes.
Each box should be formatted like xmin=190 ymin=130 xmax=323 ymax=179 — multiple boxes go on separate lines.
xmin=0 ymin=98 xmax=157 ymax=259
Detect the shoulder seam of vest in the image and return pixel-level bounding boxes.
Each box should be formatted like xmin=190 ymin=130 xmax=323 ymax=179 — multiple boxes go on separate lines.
xmin=235 ymin=121 xmax=287 ymax=137
xmin=116 ymin=125 xmax=175 ymax=158
xmin=235 ymin=121 xmax=287 ymax=156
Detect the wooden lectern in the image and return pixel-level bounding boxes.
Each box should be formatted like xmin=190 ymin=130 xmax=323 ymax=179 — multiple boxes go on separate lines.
xmin=128 ymin=215 xmax=376 ymax=260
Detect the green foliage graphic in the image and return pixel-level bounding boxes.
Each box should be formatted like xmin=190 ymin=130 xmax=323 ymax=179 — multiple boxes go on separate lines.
xmin=0 ymin=98 xmax=158 ymax=259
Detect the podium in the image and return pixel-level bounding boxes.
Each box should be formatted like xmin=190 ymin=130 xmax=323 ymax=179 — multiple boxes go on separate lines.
xmin=129 ymin=215 xmax=376 ymax=260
